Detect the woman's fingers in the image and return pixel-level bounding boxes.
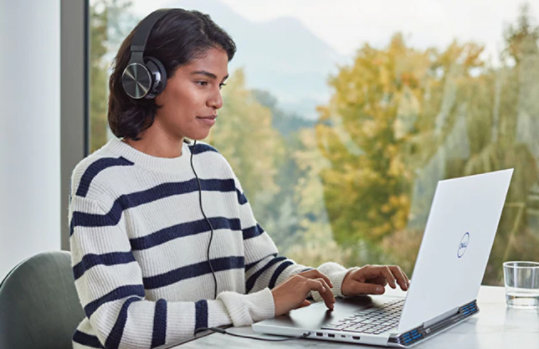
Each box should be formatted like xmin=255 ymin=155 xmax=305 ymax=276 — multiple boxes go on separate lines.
xmin=299 ymin=269 xmax=333 ymax=288
xmin=306 ymin=278 xmax=335 ymax=310
xmin=378 ymin=266 xmax=397 ymax=289
xmin=369 ymin=275 xmax=388 ymax=287
xmin=354 ymin=265 xmax=409 ymax=291
xmin=293 ymin=299 xmax=311 ymax=309
xmin=348 ymin=281 xmax=386 ymax=295
xmin=389 ymin=265 xmax=409 ymax=290
xmin=298 ymin=270 xmax=336 ymax=309
xmin=273 ymin=265 xmax=409 ymax=315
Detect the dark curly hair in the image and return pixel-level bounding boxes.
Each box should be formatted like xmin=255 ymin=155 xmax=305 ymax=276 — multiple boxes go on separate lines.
xmin=108 ymin=8 xmax=236 ymax=140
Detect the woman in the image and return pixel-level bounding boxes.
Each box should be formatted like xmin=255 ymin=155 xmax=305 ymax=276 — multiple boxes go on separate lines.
xmin=69 ymin=8 xmax=409 ymax=349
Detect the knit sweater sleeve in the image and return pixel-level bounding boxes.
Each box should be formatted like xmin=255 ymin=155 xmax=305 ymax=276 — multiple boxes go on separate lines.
xmin=233 ymin=176 xmax=351 ymax=299
xmin=69 ymin=195 xmax=274 ymax=349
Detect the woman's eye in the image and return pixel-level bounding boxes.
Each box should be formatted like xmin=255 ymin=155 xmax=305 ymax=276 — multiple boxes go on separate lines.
xmin=196 ymin=81 xmax=208 ymax=86
xmin=219 ymin=83 xmax=227 ymax=89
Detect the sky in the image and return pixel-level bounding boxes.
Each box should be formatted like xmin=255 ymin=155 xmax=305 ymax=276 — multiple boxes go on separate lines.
xmin=132 ymin=0 xmax=538 ymax=62
xmin=218 ymin=0 xmax=530 ymax=56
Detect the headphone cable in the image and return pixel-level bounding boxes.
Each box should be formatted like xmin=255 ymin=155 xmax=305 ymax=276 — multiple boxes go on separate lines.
xmin=190 ymin=140 xmax=218 ymax=299
xmin=198 ymin=327 xmax=311 ymax=342
xmin=189 ymin=142 xmax=311 ymax=343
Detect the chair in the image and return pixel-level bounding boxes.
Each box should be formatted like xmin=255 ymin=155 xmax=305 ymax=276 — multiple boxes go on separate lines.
xmin=0 ymin=251 xmax=85 ymax=349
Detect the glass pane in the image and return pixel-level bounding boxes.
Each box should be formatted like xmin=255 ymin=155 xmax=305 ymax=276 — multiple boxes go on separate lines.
xmin=89 ymin=0 xmax=539 ymax=285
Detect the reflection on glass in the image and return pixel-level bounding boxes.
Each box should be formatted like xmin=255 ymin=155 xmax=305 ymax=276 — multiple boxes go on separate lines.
xmin=89 ymin=0 xmax=539 ymax=285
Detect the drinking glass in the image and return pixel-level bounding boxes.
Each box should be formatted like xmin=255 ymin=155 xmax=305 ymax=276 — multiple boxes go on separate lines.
xmin=503 ymin=261 xmax=539 ymax=308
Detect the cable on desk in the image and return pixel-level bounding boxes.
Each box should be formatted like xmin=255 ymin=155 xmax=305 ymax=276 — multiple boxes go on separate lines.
xmin=198 ymin=327 xmax=311 ymax=342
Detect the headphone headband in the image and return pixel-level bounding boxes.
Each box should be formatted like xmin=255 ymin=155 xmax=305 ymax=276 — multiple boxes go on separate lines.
xmin=130 ymin=9 xmax=170 ymax=54
xmin=122 ymin=9 xmax=171 ymax=100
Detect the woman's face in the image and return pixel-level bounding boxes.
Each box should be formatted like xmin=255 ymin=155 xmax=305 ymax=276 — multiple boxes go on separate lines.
xmin=154 ymin=46 xmax=229 ymax=141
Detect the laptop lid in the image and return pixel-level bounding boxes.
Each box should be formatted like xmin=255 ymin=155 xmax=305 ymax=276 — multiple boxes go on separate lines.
xmin=252 ymin=169 xmax=513 ymax=346
xmin=398 ymin=168 xmax=513 ymax=333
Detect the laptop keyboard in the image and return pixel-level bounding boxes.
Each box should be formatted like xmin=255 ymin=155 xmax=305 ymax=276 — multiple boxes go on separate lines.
xmin=321 ymin=298 xmax=404 ymax=335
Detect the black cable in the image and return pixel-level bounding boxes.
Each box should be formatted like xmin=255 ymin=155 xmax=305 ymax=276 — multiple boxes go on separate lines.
xmin=190 ymin=140 xmax=218 ymax=299
xmin=190 ymin=143 xmax=310 ymax=343
xmin=200 ymin=327 xmax=311 ymax=342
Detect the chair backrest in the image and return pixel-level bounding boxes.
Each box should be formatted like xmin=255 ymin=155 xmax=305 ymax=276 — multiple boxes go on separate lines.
xmin=0 ymin=251 xmax=85 ymax=349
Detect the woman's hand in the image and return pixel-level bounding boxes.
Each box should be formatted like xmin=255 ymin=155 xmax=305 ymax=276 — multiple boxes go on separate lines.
xmin=271 ymin=269 xmax=336 ymax=316
xmin=341 ymin=265 xmax=410 ymax=297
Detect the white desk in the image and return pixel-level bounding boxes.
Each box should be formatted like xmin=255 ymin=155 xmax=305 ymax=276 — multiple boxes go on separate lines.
xmin=176 ymin=286 xmax=539 ymax=348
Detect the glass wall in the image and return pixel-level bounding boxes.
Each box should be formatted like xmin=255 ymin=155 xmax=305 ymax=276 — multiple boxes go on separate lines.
xmin=89 ymin=0 xmax=539 ymax=285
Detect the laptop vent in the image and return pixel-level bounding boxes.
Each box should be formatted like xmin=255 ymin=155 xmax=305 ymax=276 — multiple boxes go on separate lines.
xmin=393 ymin=300 xmax=479 ymax=346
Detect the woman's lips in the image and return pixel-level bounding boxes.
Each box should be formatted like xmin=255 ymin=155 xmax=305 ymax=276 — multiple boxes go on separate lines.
xmin=196 ymin=115 xmax=217 ymax=126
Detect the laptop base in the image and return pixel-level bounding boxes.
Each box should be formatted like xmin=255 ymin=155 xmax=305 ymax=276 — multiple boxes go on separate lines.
xmin=253 ymin=297 xmax=479 ymax=347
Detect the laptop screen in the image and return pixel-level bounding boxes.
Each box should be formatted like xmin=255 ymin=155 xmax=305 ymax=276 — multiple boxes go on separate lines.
xmin=398 ymin=169 xmax=513 ymax=332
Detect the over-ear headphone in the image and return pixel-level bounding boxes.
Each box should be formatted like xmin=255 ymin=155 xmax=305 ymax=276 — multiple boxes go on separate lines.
xmin=121 ymin=9 xmax=170 ymax=99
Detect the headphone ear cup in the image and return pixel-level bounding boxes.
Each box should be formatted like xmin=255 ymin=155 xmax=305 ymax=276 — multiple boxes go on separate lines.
xmin=122 ymin=62 xmax=153 ymax=99
xmin=144 ymin=56 xmax=167 ymax=98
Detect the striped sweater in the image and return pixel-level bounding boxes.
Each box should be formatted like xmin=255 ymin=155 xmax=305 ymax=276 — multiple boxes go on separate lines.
xmin=69 ymin=138 xmax=350 ymax=349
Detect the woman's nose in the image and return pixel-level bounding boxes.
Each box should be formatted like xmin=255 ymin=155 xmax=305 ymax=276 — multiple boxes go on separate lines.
xmin=207 ymin=88 xmax=223 ymax=109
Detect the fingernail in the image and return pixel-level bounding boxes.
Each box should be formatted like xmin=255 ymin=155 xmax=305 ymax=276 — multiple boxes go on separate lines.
xmin=377 ymin=286 xmax=384 ymax=293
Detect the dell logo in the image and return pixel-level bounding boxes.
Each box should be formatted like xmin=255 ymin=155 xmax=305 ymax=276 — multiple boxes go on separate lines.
xmin=457 ymin=232 xmax=470 ymax=258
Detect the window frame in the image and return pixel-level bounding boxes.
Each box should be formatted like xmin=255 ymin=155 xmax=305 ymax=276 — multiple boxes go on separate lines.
xmin=60 ymin=0 xmax=89 ymax=249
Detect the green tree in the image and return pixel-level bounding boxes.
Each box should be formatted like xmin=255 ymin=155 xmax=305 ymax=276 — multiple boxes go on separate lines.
xmin=89 ymin=0 xmax=136 ymax=152
xmin=465 ymin=4 xmax=539 ymax=283
xmin=249 ymin=89 xmax=308 ymax=248
xmin=316 ymin=35 xmax=433 ymax=244
xmin=316 ymin=5 xmax=539 ymax=283
xmin=285 ymin=128 xmax=356 ymax=266
xmin=207 ymin=69 xmax=287 ymax=239
xmin=316 ymin=33 xmax=495 ymax=272
xmin=89 ymin=1 xmax=110 ymax=152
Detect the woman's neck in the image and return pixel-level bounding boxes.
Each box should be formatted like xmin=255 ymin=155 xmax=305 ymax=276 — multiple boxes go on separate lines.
xmin=123 ymin=126 xmax=184 ymax=158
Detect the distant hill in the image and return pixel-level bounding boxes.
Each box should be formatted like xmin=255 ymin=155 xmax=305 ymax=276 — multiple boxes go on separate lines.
xmin=165 ymin=0 xmax=344 ymax=119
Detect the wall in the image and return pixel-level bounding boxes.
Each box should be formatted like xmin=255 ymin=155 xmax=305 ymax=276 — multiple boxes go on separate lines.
xmin=0 ymin=0 xmax=61 ymax=279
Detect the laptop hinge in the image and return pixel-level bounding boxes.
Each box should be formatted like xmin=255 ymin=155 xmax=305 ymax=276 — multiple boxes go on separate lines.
xmin=389 ymin=300 xmax=479 ymax=346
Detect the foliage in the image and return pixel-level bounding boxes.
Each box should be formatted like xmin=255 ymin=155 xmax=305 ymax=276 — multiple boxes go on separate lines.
xmin=252 ymin=89 xmax=316 ymax=136
xmin=316 ymin=6 xmax=539 ymax=283
xmin=88 ymin=2 xmax=539 ymax=284
xmin=207 ymin=70 xmax=291 ymax=241
xmin=89 ymin=1 xmax=110 ymax=152
xmin=89 ymin=0 xmax=136 ymax=153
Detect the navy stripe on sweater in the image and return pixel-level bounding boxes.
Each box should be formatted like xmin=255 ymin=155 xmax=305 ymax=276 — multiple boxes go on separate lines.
xmin=268 ymin=260 xmax=294 ymax=289
xmin=105 ymin=296 xmax=141 ymax=349
xmin=70 ymin=179 xmax=241 ymax=236
xmin=242 ymin=224 xmax=265 ymax=240
xmin=194 ymin=300 xmax=208 ymax=332
xmin=151 ymin=299 xmax=167 ymax=348
xmin=130 ymin=217 xmax=241 ymax=251
xmin=244 ymin=253 xmax=277 ymax=271
xmin=189 ymin=143 xmax=218 ymax=155
xmin=70 ymin=210 xmax=113 ymax=236
xmin=84 ymin=284 xmax=145 ymax=318
xmin=236 ymin=189 xmax=247 ymax=204
xmin=143 ymin=256 xmax=245 ymax=290
xmin=73 ymin=252 xmax=136 ymax=280
xmin=76 ymin=157 xmax=134 ymax=198
xmin=246 ymin=256 xmax=287 ymax=293
xmin=73 ymin=330 xmax=104 ymax=348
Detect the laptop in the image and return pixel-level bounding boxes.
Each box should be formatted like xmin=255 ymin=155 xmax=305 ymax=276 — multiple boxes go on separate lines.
xmin=253 ymin=168 xmax=513 ymax=347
